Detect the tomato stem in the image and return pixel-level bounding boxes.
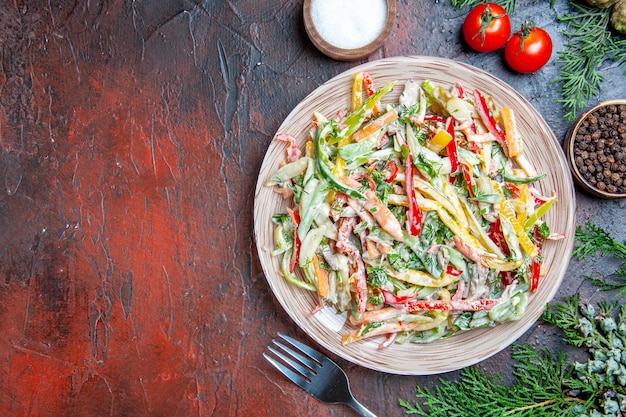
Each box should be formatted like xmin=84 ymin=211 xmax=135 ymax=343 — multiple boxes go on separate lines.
xmin=515 ymin=21 xmax=536 ymax=54
xmin=473 ymin=5 xmax=507 ymax=45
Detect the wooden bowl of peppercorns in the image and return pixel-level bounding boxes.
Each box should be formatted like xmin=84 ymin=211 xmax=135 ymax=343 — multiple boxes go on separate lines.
xmin=565 ymin=99 xmax=626 ymax=198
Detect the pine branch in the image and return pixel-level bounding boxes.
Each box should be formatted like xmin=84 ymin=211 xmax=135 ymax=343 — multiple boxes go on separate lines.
xmin=400 ymin=344 xmax=587 ymax=417
xmin=584 ymin=267 xmax=626 ymax=296
xmin=573 ymin=223 xmax=626 ymax=295
xmin=555 ymin=2 xmax=626 ymax=121
xmin=541 ymin=295 xmax=617 ymax=352
xmin=574 ymin=223 xmax=626 ymax=260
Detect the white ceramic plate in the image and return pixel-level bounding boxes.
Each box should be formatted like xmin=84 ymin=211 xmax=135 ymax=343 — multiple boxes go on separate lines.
xmin=254 ymin=56 xmax=576 ymax=375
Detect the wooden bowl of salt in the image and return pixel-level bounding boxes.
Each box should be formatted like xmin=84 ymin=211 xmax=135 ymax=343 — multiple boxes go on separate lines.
xmin=303 ymin=0 xmax=397 ymax=61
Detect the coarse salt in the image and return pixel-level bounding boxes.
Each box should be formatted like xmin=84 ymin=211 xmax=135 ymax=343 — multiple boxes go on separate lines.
xmin=311 ymin=0 xmax=388 ymax=50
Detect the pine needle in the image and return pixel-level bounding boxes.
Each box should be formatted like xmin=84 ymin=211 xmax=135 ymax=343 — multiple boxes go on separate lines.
xmin=555 ymin=2 xmax=626 ymax=121
xmin=573 ymin=222 xmax=626 ymax=295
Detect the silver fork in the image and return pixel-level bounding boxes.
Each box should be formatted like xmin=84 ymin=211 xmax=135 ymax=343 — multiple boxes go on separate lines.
xmin=263 ymin=333 xmax=377 ymax=417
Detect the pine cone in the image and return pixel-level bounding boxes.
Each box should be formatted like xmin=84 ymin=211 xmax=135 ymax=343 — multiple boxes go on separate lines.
xmin=611 ymin=0 xmax=626 ymax=34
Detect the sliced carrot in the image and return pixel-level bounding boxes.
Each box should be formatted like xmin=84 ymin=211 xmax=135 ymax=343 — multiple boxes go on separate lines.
xmin=365 ymin=239 xmax=381 ymax=260
xmin=501 ymin=107 xmax=520 ymax=157
xmin=312 ymin=255 xmax=329 ymax=298
xmin=352 ymin=108 xmax=398 ymax=142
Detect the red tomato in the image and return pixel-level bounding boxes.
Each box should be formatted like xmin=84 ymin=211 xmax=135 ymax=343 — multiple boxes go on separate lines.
xmin=504 ymin=25 xmax=553 ymax=73
xmin=462 ymin=3 xmax=511 ymax=53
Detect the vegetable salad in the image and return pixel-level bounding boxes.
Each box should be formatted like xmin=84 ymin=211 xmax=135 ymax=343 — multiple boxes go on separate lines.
xmin=265 ymin=72 xmax=558 ymax=348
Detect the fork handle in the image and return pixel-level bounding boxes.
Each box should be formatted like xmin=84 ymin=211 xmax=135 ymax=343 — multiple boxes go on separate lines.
xmin=348 ymin=398 xmax=377 ymax=417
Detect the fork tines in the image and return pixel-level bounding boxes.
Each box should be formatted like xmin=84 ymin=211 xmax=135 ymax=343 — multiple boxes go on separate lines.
xmin=263 ymin=333 xmax=322 ymax=385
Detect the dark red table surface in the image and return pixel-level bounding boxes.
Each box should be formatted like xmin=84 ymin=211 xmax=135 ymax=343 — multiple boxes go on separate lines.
xmin=1 ymin=1 xmax=625 ymax=416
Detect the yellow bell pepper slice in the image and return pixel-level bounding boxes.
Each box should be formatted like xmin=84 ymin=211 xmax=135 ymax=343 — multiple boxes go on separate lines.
xmin=342 ymin=312 xmax=447 ymax=345
xmin=512 ymin=183 xmax=530 ymax=227
xmin=352 ymin=72 xmax=364 ymax=111
xmin=435 ymin=209 xmax=487 ymax=252
xmin=305 ymin=140 xmax=314 ymax=159
xmin=490 ymin=180 xmax=538 ymax=259
xmin=499 ymin=200 xmax=538 ymax=259
xmin=414 ymin=177 xmax=469 ymax=229
xmin=387 ymin=269 xmax=459 ymax=287
xmin=426 ymin=129 xmax=453 ymax=154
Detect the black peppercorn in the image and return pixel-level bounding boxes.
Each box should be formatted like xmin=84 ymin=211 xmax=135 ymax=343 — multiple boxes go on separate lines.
xmin=612 ymin=173 xmax=621 ymax=184
xmin=571 ymin=101 xmax=626 ymax=195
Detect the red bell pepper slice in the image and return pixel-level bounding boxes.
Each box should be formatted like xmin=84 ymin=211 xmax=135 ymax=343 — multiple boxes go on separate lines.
xmin=424 ymin=114 xmax=447 ymax=124
xmin=380 ymin=289 xmax=417 ymax=315
xmin=500 ymin=271 xmax=516 ymax=286
xmin=504 ymin=182 xmax=522 ymax=198
xmin=405 ymin=298 xmax=498 ymax=312
xmin=488 ymin=219 xmax=516 ymax=286
xmin=460 ymin=163 xmax=476 ymax=198
xmin=386 ymin=160 xmax=399 ymax=183
xmin=286 ymin=207 xmax=301 ymax=272
xmin=445 ymin=117 xmax=475 ymax=197
xmin=378 ymin=333 xmax=397 ymax=350
xmin=488 ymin=219 xmax=510 ymax=256
xmin=473 ymin=89 xmax=506 ymax=147
xmin=381 ymin=289 xmax=418 ymax=305
xmin=530 ymin=188 xmax=550 ymax=206
xmin=405 ymin=154 xmax=423 ymax=236
xmin=530 ymin=259 xmax=541 ymax=293
xmin=447 ymin=139 xmax=460 ymax=176
xmin=363 ymin=71 xmax=376 ymax=97
xmin=381 ymin=289 xmax=497 ymax=312
xmin=529 ymin=224 xmax=546 ymax=292
xmin=456 ymin=82 xmax=466 ymax=99
xmin=446 ymin=265 xmax=464 ymax=277
xmin=445 ymin=117 xmax=460 ymax=180
xmin=532 ymin=224 xmax=547 ymax=244
xmin=362 ymin=71 xmax=381 ymax=115
xmin=465 ymin=140 xmax=482 ymax=153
